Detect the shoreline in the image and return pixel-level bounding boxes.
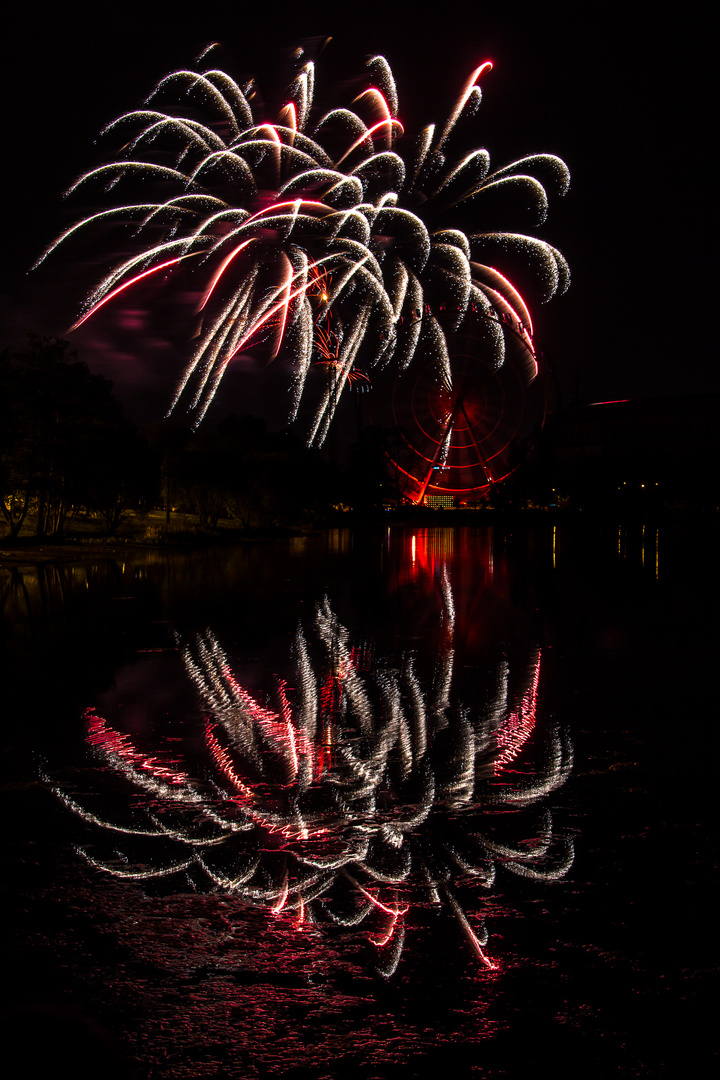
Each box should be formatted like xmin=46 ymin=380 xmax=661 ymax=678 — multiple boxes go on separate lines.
xmin=1 ymin=508 xmax=716 ymax=566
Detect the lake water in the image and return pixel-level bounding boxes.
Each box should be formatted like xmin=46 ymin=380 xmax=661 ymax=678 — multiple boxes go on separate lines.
xmin=1 ymin=522 xmax=716 ymax=1077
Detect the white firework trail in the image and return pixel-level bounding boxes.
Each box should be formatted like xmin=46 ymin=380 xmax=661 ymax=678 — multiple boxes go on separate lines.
xmin=38 ymin=46 xmax=569 ymax=445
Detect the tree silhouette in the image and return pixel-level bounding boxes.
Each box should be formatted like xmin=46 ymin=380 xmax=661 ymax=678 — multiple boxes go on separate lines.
xmin=0 ymin=337 xmax=155 ymax=538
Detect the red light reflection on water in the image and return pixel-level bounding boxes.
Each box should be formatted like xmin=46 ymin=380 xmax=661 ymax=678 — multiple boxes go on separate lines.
xmin=494 ymin=650 xmax=541 ymax=775
xmin=85 ymin=709 xmax=188 ymax=787
xmin=204 ymin=719 xmax=253 ymax=802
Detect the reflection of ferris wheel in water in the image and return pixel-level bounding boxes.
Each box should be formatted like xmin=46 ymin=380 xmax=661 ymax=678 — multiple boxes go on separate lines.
xmin=370 ymin=309 xmax=548 ymax=504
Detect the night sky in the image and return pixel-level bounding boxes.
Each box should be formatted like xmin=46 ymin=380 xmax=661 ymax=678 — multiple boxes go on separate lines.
xmin=1 ymin=1 xmax=712 ymax=424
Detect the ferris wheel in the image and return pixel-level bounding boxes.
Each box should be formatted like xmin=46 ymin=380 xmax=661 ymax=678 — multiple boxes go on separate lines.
xmin=369 ymin=310 xmax=548 ymax=504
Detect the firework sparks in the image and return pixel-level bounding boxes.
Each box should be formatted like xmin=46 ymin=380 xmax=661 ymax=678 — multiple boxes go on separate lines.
xmin=39 ymin=47 xmax=569 ymax=445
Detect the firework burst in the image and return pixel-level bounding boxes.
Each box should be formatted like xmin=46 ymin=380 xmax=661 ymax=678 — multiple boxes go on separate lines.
xmin=38 ymin=46 xmax=569 ymax=446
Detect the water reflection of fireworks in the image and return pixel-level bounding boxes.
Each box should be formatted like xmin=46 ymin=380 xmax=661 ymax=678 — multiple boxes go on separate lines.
xmin=49 ymin=584 xmax=572 ymax=977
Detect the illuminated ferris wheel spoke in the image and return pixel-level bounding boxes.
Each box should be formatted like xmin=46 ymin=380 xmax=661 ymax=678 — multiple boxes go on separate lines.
xmin=412 ymin=371 xmax=495 ymax=502
xmin=416 ymin=392 xmax=462 ymax=503
xmin=457 ymin=396 xmax=494 ymax=486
